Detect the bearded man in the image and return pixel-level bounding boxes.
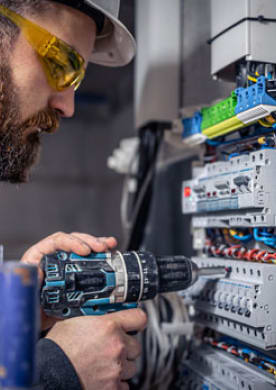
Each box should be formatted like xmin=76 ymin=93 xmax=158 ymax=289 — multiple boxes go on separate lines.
xmin=0 ymin=1 xmax=147 ymax=389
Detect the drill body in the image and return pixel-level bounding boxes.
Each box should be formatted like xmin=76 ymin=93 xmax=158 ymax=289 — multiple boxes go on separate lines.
xmin=41 ymin=250 xmax=225 ymax=318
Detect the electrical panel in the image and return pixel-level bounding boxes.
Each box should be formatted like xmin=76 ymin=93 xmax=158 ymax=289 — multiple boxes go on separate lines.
xmin=176 ymin=53 xmax=276 ymax=389
xmin=133 ymin=1 xmax=276 ymax=388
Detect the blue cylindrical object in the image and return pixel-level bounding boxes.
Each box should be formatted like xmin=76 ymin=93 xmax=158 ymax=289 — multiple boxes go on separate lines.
xmin=0 ymin=262 xmax=39 ymax=389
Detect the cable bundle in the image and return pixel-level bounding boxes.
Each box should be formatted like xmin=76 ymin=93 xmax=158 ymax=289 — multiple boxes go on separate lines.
xmin=132 ymin=294 xmax=191 ymax=390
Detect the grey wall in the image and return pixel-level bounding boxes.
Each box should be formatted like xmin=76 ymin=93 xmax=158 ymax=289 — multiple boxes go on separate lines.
xmin=181 ymin=0 xmax=234 ymax=108
xmin=0 ymin=103 xmax=134 ymax=260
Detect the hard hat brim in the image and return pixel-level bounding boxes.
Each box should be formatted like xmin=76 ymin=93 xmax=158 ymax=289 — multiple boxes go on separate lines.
xmin=87 ymin=2 xmax=136 ymax=67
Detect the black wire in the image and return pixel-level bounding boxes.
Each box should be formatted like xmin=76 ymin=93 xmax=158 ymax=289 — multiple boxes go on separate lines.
xmin=126 ymin=121 xmax=172 ymax=251
xmin=207 ymin=16 xmax=276 ymax=45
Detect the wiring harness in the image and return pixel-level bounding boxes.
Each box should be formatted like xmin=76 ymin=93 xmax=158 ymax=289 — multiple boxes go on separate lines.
xmin=205 ymin=336 xmax=276 ymax=377
xmin=204 ymin=228 xmax=276 ymax=263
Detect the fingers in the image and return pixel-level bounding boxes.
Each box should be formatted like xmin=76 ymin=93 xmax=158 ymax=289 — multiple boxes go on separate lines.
xmin=124 ymin=334 xmax=142 ymax=361
xmin=21 ymin=232 xmax=118 ymax=272
xmin=106 ymin=309 xmax=147 ymax=333
xmin=70 ymin=233 xmax=117 ymax=252
xmin=121 ymin=360 xmax=137 ymax=381
xmin=21 ymin=232 xmax=89 ymax=266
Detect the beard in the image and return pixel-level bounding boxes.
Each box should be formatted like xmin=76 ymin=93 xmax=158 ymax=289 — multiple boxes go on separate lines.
xmin=0 ymin=65 xmax=60 ymax=183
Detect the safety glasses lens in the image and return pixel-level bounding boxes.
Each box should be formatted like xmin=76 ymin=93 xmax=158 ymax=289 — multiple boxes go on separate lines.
xmin=39 ymin=37 xmax=85 ymax=91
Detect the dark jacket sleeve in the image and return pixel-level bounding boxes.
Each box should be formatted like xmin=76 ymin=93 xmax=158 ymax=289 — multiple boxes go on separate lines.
xmin=36 ymin=338 xmax=82 ymax=390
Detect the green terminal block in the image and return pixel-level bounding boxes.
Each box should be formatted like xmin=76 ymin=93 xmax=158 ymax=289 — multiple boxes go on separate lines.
xmin=201 ymin=91 xmax=237 ymax=131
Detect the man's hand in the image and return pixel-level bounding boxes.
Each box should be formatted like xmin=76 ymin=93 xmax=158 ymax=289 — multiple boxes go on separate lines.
xmin=46 ymin=309 xmax=147 ymax=390
xmin=20 ymin=231 xmax=117 ymax=330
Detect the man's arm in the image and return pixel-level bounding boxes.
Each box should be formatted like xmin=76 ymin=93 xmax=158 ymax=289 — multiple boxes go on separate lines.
xmin=37 ymin=338 xmax=82 ymax=390
xmin=21 ymin=232 xmax=147 ymax=390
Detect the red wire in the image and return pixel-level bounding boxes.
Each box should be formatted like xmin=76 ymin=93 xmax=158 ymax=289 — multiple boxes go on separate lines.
xmin=204 ymin=240 xmax=276 ymax=264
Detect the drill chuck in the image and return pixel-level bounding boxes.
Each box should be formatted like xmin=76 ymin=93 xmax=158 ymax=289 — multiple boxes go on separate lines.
xmin=41 ymin=251 xmax=226 ymax=318
xmin=156 ymin=255 xmax=225 ymax=293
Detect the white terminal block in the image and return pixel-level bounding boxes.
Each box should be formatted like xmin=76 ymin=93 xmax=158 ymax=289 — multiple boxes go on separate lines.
xmin=182 ymin=149 xmax=276 ymax=228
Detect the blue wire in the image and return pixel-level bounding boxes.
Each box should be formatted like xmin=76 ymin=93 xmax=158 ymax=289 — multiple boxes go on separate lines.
xmin=232 ymin=233 xmax=252 ymax=242
xmin=205 ymin=139 xmax=221 ymax=146
xmin=253 ymin=228 xmax=276 ymax=247
xmin=228 ymin=153 xmax=240 ymax=160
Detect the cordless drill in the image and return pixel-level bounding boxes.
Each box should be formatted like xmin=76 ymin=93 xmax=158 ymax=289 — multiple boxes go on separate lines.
xmin=40 ymin=250 xmax=226 ymax=318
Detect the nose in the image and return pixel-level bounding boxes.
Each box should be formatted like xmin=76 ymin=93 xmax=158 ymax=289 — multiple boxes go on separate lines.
xmin=48 ymin=88 xmax=75 ymax=118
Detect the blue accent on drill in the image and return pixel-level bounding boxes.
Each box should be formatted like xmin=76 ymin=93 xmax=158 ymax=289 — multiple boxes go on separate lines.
xmin=105 ymin=272 xmax=116 ymax=287
xmin=47 ymin=265 xmax=58 ymax=270
xmin=83 ymin=298 xmax=111 ymax=307
xmin=235 ymin=76 xmax=276 ymax=114
xmin=81 ymin=302 xmax=137 ymax=316
xmin=46 ymin=280 xmax=65 ymax=287
xmin=70 ymin=252 xmax=107 ymax=260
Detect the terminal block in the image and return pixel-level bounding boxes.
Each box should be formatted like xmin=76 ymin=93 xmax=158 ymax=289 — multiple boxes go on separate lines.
xmin=201 ymin=91 xmax=247 ymax=140
xmin=182 ymin=149 xmax=276 ymax=228
xmin=181 ymin=111 xmax=206 ymax=145
xmin=181 ymin=76 xmax=276 ymax=145
xmin=182 ymin=257 xmax=276 ymax=350
xmin=235 ymin=77 xmax=276 ymax=125
xmin=176 ymin=346 xmax=276 ymax=390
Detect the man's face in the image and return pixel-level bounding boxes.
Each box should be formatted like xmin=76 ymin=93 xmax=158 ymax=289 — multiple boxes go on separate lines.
xmin=0 ymin=3 xmax=96 ymax=183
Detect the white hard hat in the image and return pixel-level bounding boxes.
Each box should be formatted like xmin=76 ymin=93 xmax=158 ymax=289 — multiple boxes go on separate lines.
xmin=51 ymin=0 xmax=136 ymax=67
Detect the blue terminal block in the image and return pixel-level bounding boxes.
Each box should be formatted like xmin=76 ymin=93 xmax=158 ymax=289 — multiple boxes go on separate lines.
xmin=0 ymin=262 xmax=39 ymax=389
xmin=182 ymin=111 xmax=206 ymax=145
xmin=235 ymin=76 xmax=276 ymax=115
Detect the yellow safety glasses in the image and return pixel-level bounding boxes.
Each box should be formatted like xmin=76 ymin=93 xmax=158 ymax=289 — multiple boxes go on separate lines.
xmin=0 ymin=5 xmax=85 ymax=91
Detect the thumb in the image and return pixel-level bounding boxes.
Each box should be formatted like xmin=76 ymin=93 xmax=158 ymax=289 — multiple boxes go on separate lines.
xmin=105 ymin=309 xmax=147 ymax=333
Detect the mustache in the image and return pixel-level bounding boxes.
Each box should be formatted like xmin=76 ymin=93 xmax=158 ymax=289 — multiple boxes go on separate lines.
xmin=22 ymin=108 xmax=61 ymax=135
